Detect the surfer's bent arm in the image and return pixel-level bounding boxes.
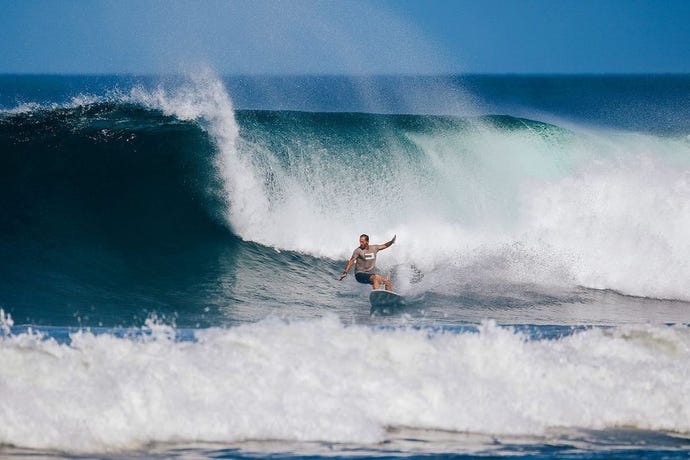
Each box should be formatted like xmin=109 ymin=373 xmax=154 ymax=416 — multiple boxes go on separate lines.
xmin=339 ymin=257 xmax=356 ymax=281
xmin=379 ymin=234 xmax=396 ymax=250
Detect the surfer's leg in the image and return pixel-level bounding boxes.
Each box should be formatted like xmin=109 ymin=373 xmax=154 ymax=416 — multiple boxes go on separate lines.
xmin=371 ymin=274 xmax=392 ymax=291
xmin=371 ymin=275 xmax=381 ymax=289
xmin=382 ymin=276 xmax=392 ymax=291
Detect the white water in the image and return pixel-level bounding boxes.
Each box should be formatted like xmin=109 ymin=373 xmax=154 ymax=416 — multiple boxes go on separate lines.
xmin=1 ymin=314 xmax=689 ymax=453
xmin=523 ymin=147 xmax=690 ymax=300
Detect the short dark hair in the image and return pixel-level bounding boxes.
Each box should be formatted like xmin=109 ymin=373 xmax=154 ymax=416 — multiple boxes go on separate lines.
xmin=360 ymin=234 xmax=369 ymax=242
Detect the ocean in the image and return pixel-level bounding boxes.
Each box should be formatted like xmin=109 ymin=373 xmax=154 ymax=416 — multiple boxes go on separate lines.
xmin=1 ymin=73 xmax=689 ymax=459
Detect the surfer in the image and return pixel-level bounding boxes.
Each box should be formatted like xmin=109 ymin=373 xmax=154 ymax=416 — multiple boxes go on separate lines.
xmin=338 ymin=234 xmax=396 ymax=290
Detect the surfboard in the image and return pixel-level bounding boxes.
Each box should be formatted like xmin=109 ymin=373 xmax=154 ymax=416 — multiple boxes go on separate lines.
xmin=369 ymin=289 xmax=405 ymax=310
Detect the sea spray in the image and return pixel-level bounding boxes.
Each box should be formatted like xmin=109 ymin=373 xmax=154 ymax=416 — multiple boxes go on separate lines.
xmin=230 ymin=108 xmax=690 ymax=300
xmin=522 ymin=151 xmax=690 ymax=299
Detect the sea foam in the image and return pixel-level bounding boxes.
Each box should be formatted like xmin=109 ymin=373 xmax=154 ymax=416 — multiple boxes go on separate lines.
xmin=1 ymin=316 xmax=689 ymax=453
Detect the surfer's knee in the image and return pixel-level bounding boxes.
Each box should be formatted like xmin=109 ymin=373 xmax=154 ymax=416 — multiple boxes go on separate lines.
xmin=371 ymin=274 xmax=382 ymax=289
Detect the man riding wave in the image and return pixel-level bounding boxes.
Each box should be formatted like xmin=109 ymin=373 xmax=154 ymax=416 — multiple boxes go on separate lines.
xmin=339 ymin=234 xmax=396 ymax=290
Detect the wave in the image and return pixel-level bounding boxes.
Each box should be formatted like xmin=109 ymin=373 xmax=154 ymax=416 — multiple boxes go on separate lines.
xmin=0 ymin=99 xmax=227 ymax=247
xmin=1 ymin=314 xmax=689 ymax=453
xmin=230 ymin=105 xmax=690 ymax=301
xmin=2 ymin=74 xmax=690 ymax=303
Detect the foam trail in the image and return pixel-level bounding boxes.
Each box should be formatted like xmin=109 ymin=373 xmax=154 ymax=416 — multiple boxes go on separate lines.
xmin=1 ymin=317 xmax=689 ymax=453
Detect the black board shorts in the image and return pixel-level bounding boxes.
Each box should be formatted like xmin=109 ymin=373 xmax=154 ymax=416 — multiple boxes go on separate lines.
xmin=355 ymin=272 xmax=374 ymax=284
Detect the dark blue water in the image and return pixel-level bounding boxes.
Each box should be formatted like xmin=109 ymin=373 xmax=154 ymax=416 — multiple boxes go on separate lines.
xmin=1 ymin=74 xmax=689 ymax=458
xmin=2 ymin=74 xmax=689 ymax=134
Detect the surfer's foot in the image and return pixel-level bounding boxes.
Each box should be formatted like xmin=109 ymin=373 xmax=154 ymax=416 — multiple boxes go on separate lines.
xmin=383 ymin=278 xmax=392 ymax=291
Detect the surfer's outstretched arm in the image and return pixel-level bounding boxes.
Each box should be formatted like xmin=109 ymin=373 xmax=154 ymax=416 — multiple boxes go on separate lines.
xmin=339 ymin=258 xmax=356 ymax=281
xmin=379 ymin=234 xmax=396 ymax=251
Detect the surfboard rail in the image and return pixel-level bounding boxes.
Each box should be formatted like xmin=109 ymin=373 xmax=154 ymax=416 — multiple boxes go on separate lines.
xmin=369 ymin=289 xmax=405 ymax=311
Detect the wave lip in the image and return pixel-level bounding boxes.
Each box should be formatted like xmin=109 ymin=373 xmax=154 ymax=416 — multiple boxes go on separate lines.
xmin=0 ymin=89 xmax=232 ymax=247
xmin=1 ymin=317 xmax=689 ymax=453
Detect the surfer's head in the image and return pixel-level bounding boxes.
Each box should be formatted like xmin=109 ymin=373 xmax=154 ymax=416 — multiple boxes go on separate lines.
xmin=359 ymin=234 xmax=369 ymax=249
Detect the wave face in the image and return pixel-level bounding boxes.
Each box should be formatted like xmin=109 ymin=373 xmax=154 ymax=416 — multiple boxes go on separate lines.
xmin=0 ymin=102 xmax=225 ymax=243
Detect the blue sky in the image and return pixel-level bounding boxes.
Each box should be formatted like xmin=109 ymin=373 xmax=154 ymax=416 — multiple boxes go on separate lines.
xmin=2 ymin=0 xmax=689 ymax=74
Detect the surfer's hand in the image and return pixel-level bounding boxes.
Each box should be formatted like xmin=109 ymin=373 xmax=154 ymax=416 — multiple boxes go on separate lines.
xmin=338 ymin=272 xmax=347 ymax=281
